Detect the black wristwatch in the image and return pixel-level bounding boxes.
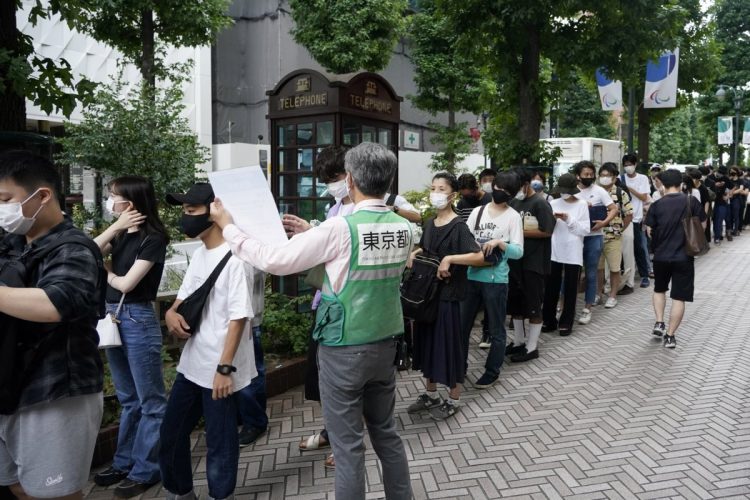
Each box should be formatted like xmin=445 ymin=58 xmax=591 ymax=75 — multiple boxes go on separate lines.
xmin=393 ymin=206 xmax=400 ymax=213
xmin=216 ymin=364 xmax=237 ymax=375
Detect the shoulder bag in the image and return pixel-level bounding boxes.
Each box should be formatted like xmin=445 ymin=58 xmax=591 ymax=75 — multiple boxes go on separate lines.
xmin=682 ymin=194 xmax=709 ymax=257
xmin=176 ymin=251 xmax=232 ymax=334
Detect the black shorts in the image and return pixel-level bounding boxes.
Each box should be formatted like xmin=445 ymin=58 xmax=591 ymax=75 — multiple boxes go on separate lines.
xmin=653 ymin=259 xmax=695 ymax=302
xmin=507 ymin=268 xmax=545 ymax=319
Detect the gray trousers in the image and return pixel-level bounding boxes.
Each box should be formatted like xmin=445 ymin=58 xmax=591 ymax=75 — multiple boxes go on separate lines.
xmin=318 ymin=339 xmax=412 ymax=500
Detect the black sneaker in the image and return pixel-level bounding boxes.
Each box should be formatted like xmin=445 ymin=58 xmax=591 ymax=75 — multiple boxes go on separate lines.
xmin=239 ymin=426 xmax=267 ymax=447
xmin=94 ymin=466 xmax=129 ymax=487
xmin=505 ymin=343 xmax=526 ymax=356
xmin=541 ymin=324 xmax=557 ymax=333
xmin=559 ymin=327 xmax=572 ymax=337
xmin=407 ymin=394 xmax=442 ymax=414
xmin=473 ymin=372 xmax=498 ymax=389
xmin=663 ymin=335 xmax=676 ymax=348
xmin=429 ymin=401 xmax=459 ymax=420
xmin=617 ymin=285 xmax=634 ymax=296
xmin=511 ymin=348 xmax=539 ymax=363
xmin=652 ymin=322 xmax=666 ymax=337
xmin=113 ymin=478 xmax=159 ymax=498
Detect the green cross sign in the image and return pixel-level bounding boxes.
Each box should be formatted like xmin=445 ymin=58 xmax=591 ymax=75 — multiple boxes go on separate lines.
xmin=407 ymin=133 xmax=416 ymax=145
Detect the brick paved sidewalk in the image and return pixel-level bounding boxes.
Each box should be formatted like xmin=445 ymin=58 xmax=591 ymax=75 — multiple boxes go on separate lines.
xmin=87 ymin=235 xmax=750 ymax=499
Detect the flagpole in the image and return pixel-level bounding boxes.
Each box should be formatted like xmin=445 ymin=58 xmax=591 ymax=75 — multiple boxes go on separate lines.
xmin=627 ymin=87 xmax=635 ymax=155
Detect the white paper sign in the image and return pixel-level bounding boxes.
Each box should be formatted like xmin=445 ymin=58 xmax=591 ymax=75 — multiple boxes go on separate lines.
xmin=208 ymin=166 xmax=288 ymax=246
xmin=357 ymin=223 xmax=411 ymax=266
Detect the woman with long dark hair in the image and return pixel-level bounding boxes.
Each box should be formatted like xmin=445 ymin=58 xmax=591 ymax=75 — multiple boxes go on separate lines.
xmin=92 ymin=176 xmax=169 ymax=497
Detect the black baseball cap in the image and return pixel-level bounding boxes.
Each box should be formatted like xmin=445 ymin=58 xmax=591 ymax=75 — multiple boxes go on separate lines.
xmin=552 ymin=173 xmax=580 ymax=195
xmin=166 ymin=183 xmax=215 ymax=206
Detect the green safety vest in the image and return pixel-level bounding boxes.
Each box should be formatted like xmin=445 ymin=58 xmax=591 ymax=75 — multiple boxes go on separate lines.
xmin=313 ymin=208 xmax=412 ymax=346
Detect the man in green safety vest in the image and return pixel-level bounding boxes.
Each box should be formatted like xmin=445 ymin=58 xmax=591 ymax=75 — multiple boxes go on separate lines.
xmin=211 ymin=142 xmax=413 ymax=500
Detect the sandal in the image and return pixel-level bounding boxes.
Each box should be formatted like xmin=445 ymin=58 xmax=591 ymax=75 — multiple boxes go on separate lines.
xmin=299 ymin=431 xmax=330 ymax=451
xmin=324 ymin=453 xmax=335 ymax=469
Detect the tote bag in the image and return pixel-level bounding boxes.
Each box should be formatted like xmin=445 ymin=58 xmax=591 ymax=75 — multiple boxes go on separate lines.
xmin=96 ymin=293 xmax=125 ymax=349
xmin=682 ymin=194 xmax=709 ymax=257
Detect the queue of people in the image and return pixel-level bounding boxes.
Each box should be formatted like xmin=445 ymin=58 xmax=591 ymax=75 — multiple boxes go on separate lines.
xmin=0 ymin=145 xmax=731 ymax=500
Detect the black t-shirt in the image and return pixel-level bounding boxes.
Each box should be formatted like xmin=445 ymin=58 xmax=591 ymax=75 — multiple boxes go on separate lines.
xmin=509 ymin=194 xmax=556 ymax=275
xmin=418 ymin=217 xmax=480 ymax=301
xmin=106 ymin=231 xmax=167 ymax=303
xmin=708 ymin=175 xmax=732 ymax=205
xmin=697 ymin=183 xmax=711 ymax=208
xmin=457 ymin=192 xmax=492 ymax=222
xmin=645 ymin=193 xmax=706 ymax=262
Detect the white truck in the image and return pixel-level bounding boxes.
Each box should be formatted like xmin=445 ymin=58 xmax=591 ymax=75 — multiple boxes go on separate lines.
xmin=541 ymin=137 xmax=623 ymax=178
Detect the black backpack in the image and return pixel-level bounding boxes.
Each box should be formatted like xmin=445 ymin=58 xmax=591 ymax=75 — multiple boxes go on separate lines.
xmin=400 ymin=217 xmax=460 ymax=324
xmin=0 ymin=232 xmax=105 ymax=414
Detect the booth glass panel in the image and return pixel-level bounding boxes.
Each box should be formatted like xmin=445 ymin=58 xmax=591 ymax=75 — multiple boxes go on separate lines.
xmin=297 ymin=123 xmax=313 ymax=146
xmin=317 ymin=121 xmax=333 ymax=145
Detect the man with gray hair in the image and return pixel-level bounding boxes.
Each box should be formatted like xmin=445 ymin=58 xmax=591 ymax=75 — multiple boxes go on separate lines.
xmin=211 ymin=142 xmax=413 ymax=499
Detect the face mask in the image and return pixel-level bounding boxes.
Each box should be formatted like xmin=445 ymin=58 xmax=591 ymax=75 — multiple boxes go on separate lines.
xmin=429 ymin=192 xmax=451 ymax=209
xmin=531 ymin=180 xmax=544 ymax=192
xmin=105 ymin=197 xmax=129 ymax=215
xmin=580 ymin=177 xmax=595 ymax=187
xmin=492 ymin=189 xmax=511 ymax=204
xmin=624 ymin=165 xmax=636 ymax=175
xmin=515 ymin=190 xmax=526 ymax=201
xmin=599 ymin=176 xmax=613 ymax=187
xmin=325 ymin=179 xmax=348 ymax=201
xmin=481 ymin=182 xmax=493 ymax=193
xmin=561 ymin=193 xmax=573 ymax=200
xmin=180 ymin=213 xmax=213 ymax=238
xmin=0 ymin=188 xmax=45 ymax=235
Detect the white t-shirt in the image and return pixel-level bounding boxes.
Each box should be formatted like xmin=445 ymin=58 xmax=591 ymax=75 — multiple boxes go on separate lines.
xmin=576 ymin=184 xmax=613 ymax=236
xmin=176 ymin=242 xmax=257 ymax=391
xmin=465 ymin=204 xmax=523 ymax=247
xmin=624 ymin=173 xmax=651 ymax=223
xmin=550 ymin=197 xmax=590 ymax=266
xmin=383 ymin=193 xmax=417 ymax=213
xmin=691 ymin=189 xmax=701 ymax=203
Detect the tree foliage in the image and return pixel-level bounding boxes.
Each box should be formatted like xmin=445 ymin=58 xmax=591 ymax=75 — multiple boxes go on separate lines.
xmin=39 ymin=0 xmax=232 ymax=86
xmin=650 ymin=103 xmax=709 ymax=164
xmin=56 ymin=69 xmax=208 ymax=238
xmin=0 ymin=1 xmax=96 ymax=131
xmin=290 ymin=0 xmax=407 ymax=74
xmin=557 ymin=73 xmax=616 ymax=140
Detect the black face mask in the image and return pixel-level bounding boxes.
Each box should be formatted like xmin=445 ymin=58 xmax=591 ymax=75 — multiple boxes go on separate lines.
xmin=580 ymin=177 xmax=595 ymax=187
xmin=492 ymin=189 xmax=512 ymax=204
xmin=180 ymin=213 xmax=213 ymax=238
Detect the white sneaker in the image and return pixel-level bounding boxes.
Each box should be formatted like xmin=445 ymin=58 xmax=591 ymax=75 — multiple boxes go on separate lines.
xmin=604 ymin=297 xmax=617 ymax=309
xmin=578 ymin=308 xmax=592 ymax=325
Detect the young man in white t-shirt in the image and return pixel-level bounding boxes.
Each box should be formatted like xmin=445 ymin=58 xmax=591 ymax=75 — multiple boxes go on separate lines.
xmin=461 ymin=172 xmax=524 ymax=389
xmin=621 ymin=153 xmax=653 ymax=288
xmin=574 ymin=161 xmax=617 ymax=326
xmin=541 ymin=173 xmax=590 ymax=336
xmin=160 ymin=183 xmax=256 ymax=500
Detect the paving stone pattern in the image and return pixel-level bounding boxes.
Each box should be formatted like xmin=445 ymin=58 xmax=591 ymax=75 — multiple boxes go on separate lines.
xmin=87 ymin=236 xmax=750 ymax=499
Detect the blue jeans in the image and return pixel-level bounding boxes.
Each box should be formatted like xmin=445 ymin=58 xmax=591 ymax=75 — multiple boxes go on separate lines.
xmin=582 ymin=235 xmax=604 ymax=305
xmin=460 ymin=281 xmax=508 ymax=379
xmin=237 ymin=326 xmax=267 ymax=431
xmin=633 ymin=222 xmax=651 ymax=278
xmin=730 ymin=197 xmax=742 ymax=233
xmin=106 ymin=301 xmax=166 ymax=483
xmin=159 ymin=374 xmax=239 ymax=499
xmin=713 ymin=204 xmax=728 ymax=240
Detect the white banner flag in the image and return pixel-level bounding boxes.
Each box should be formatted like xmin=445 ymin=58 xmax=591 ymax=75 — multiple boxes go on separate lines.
xmin=718 ymin=117 xmax=733 ymax=145
xmin=743 ymin=118 xmax=750 ymax=145
xmin=644 ymin=48 xmax=679 ymax=109
xmin=595 ymin=68 xmax=623 ymax=111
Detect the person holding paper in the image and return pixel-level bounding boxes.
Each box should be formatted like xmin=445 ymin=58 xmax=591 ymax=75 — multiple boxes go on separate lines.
xmin=211 ymin=142 xmax=413 ymax=500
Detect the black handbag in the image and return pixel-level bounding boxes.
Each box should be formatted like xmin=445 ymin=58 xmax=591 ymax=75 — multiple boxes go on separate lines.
xmin=474 ymin=204 xmax=503 ymax=264
xmin=176 ymin=251 xmax=232 ymax=334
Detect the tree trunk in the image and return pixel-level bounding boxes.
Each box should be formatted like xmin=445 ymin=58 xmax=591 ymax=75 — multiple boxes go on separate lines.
xmin=518 ymin=22 xmax=542 ymax=155
xmin=637 ymin=105 xmax=650 ymax=163
xmin=0 ymin=1 xmax=27 ymax=132
xmin=446 ymin=104 xmax=456 ymax=171
xmin=140 ymin=8 xmax=156 ymax=90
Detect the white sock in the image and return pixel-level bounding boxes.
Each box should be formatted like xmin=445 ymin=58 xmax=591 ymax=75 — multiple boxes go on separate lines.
xmin=526 ymin=323 xmax=542 ymax=352
xmin=447 ymin=397 xmax=460 ymax=407
xmin=426 ymin=390 xmax=439 ymax=400
xmin=512 ymin=319 xmax=526 ymax=345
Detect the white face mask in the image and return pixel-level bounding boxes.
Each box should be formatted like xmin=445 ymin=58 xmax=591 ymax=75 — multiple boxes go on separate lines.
xmin=0 ymin=188 xmax=45 ymax=235
xmin=599 ymin=176 xmax=613 ymax=187
xmin=560 ymin=193 xmax=573 ymax=200
xmin=325 ymin=179 xmax=348 ymax=202
xmin=481 ymin=182 xmax=493 ymax=193
xmin=429 ymin=192 xmax=451 ymax=210
xmin=515 ymin=190 xmax=526 ymax=201
xmin=624 ymin=165 xmax=636 ymax=175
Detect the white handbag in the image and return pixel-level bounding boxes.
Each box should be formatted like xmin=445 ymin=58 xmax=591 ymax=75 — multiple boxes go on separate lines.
xmin=96 ymin=294 xmax=125 ymax=349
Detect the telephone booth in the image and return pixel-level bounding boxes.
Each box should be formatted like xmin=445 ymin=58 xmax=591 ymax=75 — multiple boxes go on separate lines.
xmin=267 ymin=69 xmax=402 ymax=296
